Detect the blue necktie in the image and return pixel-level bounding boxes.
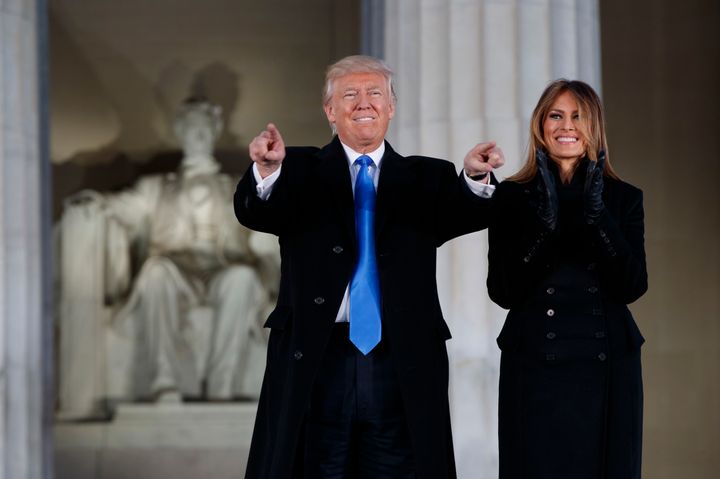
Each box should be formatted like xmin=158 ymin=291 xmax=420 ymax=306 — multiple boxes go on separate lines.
xmin=349 ymin=155 xmax=382 ymax=355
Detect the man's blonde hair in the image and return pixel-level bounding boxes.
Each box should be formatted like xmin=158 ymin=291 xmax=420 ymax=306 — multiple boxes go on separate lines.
xmin=322 ymin=55 xmax=396 ymax=106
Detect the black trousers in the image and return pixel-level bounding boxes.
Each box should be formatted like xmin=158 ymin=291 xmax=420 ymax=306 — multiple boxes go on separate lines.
xmin=301 ymin=323 xmax=416 ymax=479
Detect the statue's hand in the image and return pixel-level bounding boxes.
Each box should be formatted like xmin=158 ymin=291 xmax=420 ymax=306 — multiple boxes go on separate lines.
xmin=64 ymin=189 xmax=104 ymax=209
xmin=249 ymin=123 xmax=285 ymax=178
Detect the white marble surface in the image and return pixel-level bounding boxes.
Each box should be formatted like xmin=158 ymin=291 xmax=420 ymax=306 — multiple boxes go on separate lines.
xmin=384 ymin=1 xmax=601 ymax=476
xmin=1 ymin=1 xmax=50 ymax=478
xmin=56 ymin=402 xmax=257 ymax=449
xmin=55 ymin=403 xmax=257 ymax=479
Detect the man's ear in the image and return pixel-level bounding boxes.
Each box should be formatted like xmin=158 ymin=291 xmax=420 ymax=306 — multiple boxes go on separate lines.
xmin=323 ymin=103 xmax=335 ymax=123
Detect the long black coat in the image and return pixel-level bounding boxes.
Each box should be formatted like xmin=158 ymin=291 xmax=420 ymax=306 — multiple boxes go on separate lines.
xmin=487 ymin=160 xmax=647 ymax=479
xmin=234 ymin=137 xmax=493 ymax=479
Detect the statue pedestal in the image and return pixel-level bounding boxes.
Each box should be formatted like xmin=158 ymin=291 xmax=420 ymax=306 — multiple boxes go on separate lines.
xmin=55 ymin=402 xmax=257 ymax=479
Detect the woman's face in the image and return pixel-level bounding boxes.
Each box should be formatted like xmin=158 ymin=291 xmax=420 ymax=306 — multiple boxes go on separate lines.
xmin=542 ymin=91 xmax=587 ymax=163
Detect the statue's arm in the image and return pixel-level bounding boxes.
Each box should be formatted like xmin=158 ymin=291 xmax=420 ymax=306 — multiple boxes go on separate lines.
xmin=61 ymin=177 xmax=157 ymax=303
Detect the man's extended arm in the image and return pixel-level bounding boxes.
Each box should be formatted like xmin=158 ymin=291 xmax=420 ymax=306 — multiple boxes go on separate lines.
xmin=234 ymin=123 xmax=289 ymax=235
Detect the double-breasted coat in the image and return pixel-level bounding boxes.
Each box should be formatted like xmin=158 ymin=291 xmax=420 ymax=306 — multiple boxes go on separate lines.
xmin=234 ymin=137 xmax=494 ymax=479
xmin=487 ymin=159 xmax=648 ymax=478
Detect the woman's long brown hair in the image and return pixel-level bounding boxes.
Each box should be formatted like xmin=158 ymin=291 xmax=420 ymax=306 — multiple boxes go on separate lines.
xmin=509 ymin=79 xmax=620 ymax=183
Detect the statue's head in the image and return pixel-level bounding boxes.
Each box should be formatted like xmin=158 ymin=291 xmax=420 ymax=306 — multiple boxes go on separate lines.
xmin=173 ymin=97 xmax=224 ymax=157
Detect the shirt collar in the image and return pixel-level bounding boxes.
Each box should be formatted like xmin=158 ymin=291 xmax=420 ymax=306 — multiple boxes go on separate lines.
xmin=340 ymin=141 xmax=385 ymax=169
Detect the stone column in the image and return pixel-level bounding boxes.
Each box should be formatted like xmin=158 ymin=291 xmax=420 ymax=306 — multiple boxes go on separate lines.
xmin=0 ymin=0 xmax=53 ymax=478
xmin=384 ymin=0 xmax=601 ymax=476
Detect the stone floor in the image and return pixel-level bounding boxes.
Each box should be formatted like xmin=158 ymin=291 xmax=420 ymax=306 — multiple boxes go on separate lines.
xmin=55 ymin=402 xmax=257 ymax=479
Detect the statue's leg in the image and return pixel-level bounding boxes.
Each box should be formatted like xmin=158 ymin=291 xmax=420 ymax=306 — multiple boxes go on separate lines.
xmin=206 ymin=265 xmax=266 ymax=399
xmin=132 ymin=256 xmax=199 ymax=400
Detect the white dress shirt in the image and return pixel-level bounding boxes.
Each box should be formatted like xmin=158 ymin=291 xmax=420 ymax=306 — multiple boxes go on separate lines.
xmin=252 ymin=140 xmax=495 ymax=322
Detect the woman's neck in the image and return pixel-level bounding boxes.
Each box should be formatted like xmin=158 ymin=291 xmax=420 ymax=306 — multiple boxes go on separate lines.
xmin=553 ymin=158 xmax=580 ymax=184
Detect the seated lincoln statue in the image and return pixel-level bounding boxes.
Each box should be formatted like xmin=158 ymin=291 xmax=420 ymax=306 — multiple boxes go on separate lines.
xmin=57 ymin=97 xmax=278 ymax=418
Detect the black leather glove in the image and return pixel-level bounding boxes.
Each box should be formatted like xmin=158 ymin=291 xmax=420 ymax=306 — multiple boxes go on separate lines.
xmin=584 ymin=150 xmax=606 ymax=224
xmin=535 ymin=149 xmax=558 ymax=231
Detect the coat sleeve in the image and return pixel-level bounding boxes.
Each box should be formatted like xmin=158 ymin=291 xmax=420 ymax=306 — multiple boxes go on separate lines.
xmin=234 ymin=166 xmax=282 ymax=235
xmin=586 ymin=186 xmax=648 ymax=304
xmin=234 ymin=153 xmax=307 ymax=236
xmin=486 ymin=181 xmax=557 ymax=309
xmin=433 ymin=161 xmax=495 ymax=246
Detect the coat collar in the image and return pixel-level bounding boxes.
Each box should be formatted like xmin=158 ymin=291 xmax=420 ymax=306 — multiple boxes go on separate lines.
xmin=314 ymin=136 xmax=415 ymax=241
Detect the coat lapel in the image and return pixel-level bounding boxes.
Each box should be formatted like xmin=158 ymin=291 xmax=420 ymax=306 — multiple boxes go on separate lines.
xmin=315 ymin=137 xmax=356 ymax=243
xmin=376 ymin=142 xmax=414 ymax=236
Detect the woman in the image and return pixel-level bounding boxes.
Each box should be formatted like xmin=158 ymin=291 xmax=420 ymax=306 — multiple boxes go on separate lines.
xmin=488 ymin=79 xmax=647 ymax=478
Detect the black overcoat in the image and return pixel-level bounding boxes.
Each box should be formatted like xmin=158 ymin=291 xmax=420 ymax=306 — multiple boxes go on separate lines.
xmin=487 ymin=160 xmax=648 ymax=479
xmin=234 ymin=137 xmax=494 ymax=479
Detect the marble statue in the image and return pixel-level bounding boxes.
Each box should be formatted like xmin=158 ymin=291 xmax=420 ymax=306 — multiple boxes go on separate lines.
xmin=57 ymin=98 xmax=278 ymax=418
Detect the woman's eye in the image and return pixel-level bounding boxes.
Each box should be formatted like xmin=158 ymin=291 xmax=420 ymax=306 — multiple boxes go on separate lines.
xmin=549 ymin=113 xmax=561 ymax=120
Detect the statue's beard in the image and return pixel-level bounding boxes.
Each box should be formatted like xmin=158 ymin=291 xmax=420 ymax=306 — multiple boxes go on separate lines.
xmin=181 ymin=153 xmax=220 ymax=176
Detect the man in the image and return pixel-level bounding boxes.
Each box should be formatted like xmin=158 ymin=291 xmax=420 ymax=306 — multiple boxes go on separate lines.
xmin=234 ymin=55 xmax=504 ymax=478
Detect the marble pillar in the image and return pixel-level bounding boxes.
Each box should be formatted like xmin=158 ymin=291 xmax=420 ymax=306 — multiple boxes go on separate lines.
xmin=0 ymin=0 xmax=52 ymax=478
xmin=384 ymin=0 xmax=601 ymax=476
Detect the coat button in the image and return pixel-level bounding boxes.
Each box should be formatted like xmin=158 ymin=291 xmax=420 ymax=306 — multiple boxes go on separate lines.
xmin=545 ymin=354 xmax=556 ymax=361
xmin=597 ymin=352 xmax=607 ymax=361
xmin=314 ymin=297 xmax=325 ymax=305
xmin=546 ymin=308 xmax=555 ymax=317
xmin=332 ymin=246 xmax=344 ymax=254
xmin=546 ymin=287 xmax=555 ymax=295
xmin=523 ymin=256 xmax=531 ymax=263
xmin=595 ymin=331 xmax=606 ymax=339
xmin=293 ymin=350 xmax=303 ymax=360
xmin=546 ymin=332 xmax=556 ymax=340
xmin=592 ymin=308 xmax=602 ymax=316
xmin=588 ymin=286 xmax=598 ymax=294
xmin=587 ymin=262 xmax=596 ymax=271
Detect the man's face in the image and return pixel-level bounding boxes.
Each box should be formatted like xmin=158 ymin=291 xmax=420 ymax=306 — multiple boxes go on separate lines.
xmin=323 ymin=72 xmax=395 ymax=153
